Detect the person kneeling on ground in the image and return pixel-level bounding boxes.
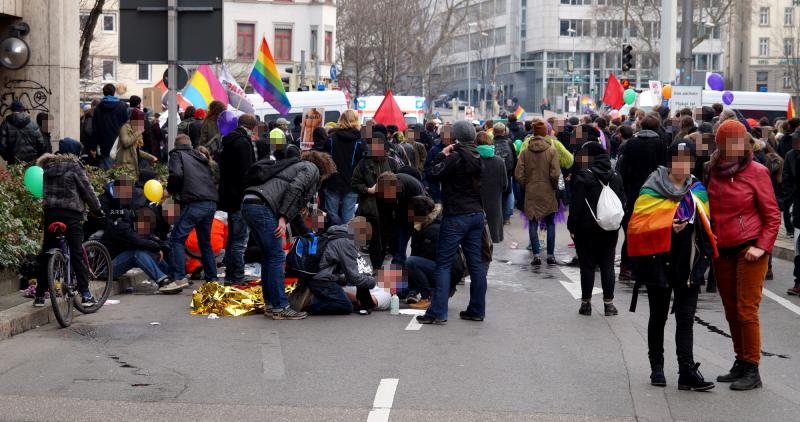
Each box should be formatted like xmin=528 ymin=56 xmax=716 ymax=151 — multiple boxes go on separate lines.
xmin=102 ymin=206 xmax=172 ymax=291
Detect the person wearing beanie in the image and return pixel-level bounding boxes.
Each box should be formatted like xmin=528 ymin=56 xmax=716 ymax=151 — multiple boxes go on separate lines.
xmin=707 ymin=119 xmax=781 ymax=391
xmin=0 ymin=99 xmax=50 ymax=164
xmin=520 ymin=120 xmax=574 ymax=170
xmin=418 ymin=120 xmax=487 ymax=325
xmin=114 ymin=107 xmax=157 ymax=179
xmin=57 ymin=137 xmax=83 ymax=156
xmin=476 ymin=131 xmax=507 ymax=243
xmin=568 ymin=139 xmax=625 ymax=317
xmin=627 ymin=140 xmax=716 ymax=391
xmin=516 ymin=123 xmax=561 ymax=266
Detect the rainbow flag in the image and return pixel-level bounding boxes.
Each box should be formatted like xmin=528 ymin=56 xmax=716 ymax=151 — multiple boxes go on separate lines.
xmin=627 ymin=181 xmax=717 ymax=258
xmin=182 ymin=65 xmax=228 ymax=110
xmin=249 ymin=36 xmax=292 ymax=115
xmin=513 ymin=105 xmax=526 ymax=121
xmin=789 ymin=99 xmax=797 ymax=119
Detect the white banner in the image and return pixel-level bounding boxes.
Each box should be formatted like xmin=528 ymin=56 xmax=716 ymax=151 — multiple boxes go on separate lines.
xmin=669 ymin=86 xmax=703 ymax=112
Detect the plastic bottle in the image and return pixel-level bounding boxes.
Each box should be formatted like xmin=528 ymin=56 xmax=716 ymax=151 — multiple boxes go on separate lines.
xmin=390 ymin=294 xmax=400 ymax=315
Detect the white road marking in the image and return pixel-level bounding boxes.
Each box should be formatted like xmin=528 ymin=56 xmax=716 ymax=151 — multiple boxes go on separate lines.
xmin=399 ymin=309 xmax=425 ymax=331
xmin=763 ymin=288 xmax=800 ymax=316
xmin=558 ymin=266 xmax=601 ymax=300
xmin=366 ymin=378 xmax=399 ymax=422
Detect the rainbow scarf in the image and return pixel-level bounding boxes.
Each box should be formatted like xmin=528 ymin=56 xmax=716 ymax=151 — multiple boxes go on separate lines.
xmin=627 ymin=177 xmax=717 ymax=258
xmin=249 ymin=36 xmax=292 ymax=115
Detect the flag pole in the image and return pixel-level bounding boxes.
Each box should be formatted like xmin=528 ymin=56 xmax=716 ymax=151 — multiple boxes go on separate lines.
xmin=236 ymin=35 xmax=262 ymax=111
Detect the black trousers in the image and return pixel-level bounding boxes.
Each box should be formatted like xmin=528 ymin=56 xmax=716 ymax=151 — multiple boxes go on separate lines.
xmin=366 ymin=216 xmax=387 ymax=269
xmin=574 ymin=228 xmax=617 ymax=301
xmin=619 ymin=208 xmax=632 ymax=270
xmin=37 ymin=209 xmax=91 ymax=297
xmin=647 ymin=284 xmax=699 ymax=367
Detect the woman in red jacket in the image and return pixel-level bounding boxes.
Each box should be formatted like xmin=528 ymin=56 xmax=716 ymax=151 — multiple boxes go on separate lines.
xmin=707 ymin=120 xmax=781 ymax=391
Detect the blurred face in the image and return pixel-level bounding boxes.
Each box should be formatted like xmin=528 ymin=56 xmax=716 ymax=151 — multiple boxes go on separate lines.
xmin=41 ymin=115 xmax=54 ymax=132
xmin=136 ymin=217 xmax=153 ymax=235
xmin=719 ymin=134 xmax=748 ymax=161
xmin=369 ymin=139 xmax=385 ymax=158
xmin=131 ymin=116 xmax=145 ymax=133
xmin=577 ymin=152 xmax=594 ymax=169
xmin=440 ymin=125 xmax=453 ymax=146
xmin=349 ymin=217 xmax=372 ymax=247
xmin=670 ymin=152 xmax=694 ymax=180
xmin=376 ymin=178 xmax=398 ymax=202
xmin=163 ymin=201 xmax=180 ymax=225
xmin=116 ymin=182 xmax=133 ymax=203
xmin=376 ymin=264 xmax=407 ymax=294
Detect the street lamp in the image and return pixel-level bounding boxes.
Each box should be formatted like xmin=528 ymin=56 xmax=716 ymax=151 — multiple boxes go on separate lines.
xmin=467 ymin=22 xmax=478 ymax=108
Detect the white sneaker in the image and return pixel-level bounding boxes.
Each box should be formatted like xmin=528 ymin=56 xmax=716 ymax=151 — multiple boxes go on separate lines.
xmin=173 ymin=278 xmax=190 ymax=289
xmin=158 ymin=281 xmax=184 ymax=294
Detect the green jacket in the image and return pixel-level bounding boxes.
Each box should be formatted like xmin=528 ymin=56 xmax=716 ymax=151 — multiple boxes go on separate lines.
xmin=351 ymin=157 xmax=396 ymax=218
xmin=520 ymin=135 xmax=573 ymax=169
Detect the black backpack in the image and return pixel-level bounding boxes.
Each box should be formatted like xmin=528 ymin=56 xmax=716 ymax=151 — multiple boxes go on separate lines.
xmin=286 ymin=231 xmax=349 ymax=277
xmin=243 ymin=157 xmax=300 ymax=187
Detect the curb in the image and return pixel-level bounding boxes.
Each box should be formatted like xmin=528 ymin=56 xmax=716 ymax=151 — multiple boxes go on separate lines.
xmin=0 ymin=270 xmax=149 ymax=341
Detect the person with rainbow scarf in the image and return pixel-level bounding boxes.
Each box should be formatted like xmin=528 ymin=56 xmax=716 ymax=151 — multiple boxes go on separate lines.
xmin=627 ymin=141 xmax=717 ymax=392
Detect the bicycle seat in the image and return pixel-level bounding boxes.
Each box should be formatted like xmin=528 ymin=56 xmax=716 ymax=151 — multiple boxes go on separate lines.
xmin=48 ymin=222 xmax=67 ymax=233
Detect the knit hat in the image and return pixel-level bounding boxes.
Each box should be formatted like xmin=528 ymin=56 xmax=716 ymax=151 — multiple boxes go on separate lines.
xmin=452 ymin=120 xmax=477 ymax=144
xmin=57 ymin=138 xmax=81 ymax=156
xmin=658 ymin=106 xmax=671 ymax=121
xmin=581 ymin=141 xmax=607 ymax=157
xmin=715 ymin=120 xmax=747 ymax=146
xmin=532 ymin=121 xmax=548 ymax=137
xmin=195 ymin=108 xmax=207 ymax=119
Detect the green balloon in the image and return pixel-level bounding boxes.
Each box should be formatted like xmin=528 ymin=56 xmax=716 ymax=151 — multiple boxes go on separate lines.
xmin=23 ymin=165 xmax=44 ymax=199
xmin=623 ymin=89 xmax=636 ymax=105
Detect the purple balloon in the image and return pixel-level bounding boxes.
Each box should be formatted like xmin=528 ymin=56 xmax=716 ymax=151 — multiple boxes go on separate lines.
xmin=217 ymin=110 xmax=238 ymax=137
xmin=722 ymin=91 xmax=734 ymax=106
xmin=707 ymin=73 xmax=724 ymax=91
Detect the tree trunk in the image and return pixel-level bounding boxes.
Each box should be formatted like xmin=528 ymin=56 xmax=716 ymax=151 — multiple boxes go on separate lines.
xmin=79 ymin=0 xmax=106 ymax=79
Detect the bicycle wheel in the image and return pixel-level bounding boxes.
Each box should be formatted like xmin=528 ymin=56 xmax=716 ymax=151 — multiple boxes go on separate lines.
xmin=47 ymin=250 xmax=73 ymax=328
xmin=75 ymin=240 xmax=113 ymax=314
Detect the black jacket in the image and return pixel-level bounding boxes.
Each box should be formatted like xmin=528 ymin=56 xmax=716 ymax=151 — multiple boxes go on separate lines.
xmin=507 ymin=121 xmax=526 ymax=142
xmin=567 ymin=154 xmax=625 ymax=233
xmin=167 ymin=144 xmax=219 ymax=204
xmin=91 ymin=97 xmax=128 ymax=157
xmin=312 ymin=224 xmax=376 ymax=289
xmin=617 ymin=130 xmax=667 ymax=211
xmin=244 ymin=160 xmax=320 ymax=222
xmin=410 ymin=205 xmax=467 ymax=286
xmin=0 ymin=113 xmax=49 ymax=163
xmin=428 ymin=143 xmax=483 ymax=215
xmin=493 ymin=134 xmax=517 ymax=182
xmin=218 ymin=127 xmax=256 ymax=213
xmin=325 ymin=128 xmax=365 ymax=193
xmin=101 ymin=217 xmax=169 ymax=258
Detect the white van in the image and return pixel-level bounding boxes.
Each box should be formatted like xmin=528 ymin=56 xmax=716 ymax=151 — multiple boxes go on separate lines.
xmin=247 ymin=90 xmax=349 ymax=125
xmin=620 ymin=90 xmax=791 ymax=122
xmin=356 ymin=95 xmax=426 ymax=126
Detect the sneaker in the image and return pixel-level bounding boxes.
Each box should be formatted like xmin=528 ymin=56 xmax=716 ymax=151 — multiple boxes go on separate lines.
xmin=33 ymin=297 xmax=45 ymax=307
xmin=531 ymin=256 xmax=542 ymax=266
xmin=174 ymin=278 xmax=190 ymax=289
xmin=81 ymin=294 xmax=97 ymax=306
xmin=416 ymin=314 xmax=446 ymax=325
xmin=604 ymin=302 xmax=619 ymax=316
xmin=288 ymin=286 xmax=313 ymax=312
xmin=158 ymin=281 xmax=184 ymax=294
xmin=405 ymin=292 xmax=421 ymax=304
xmin=459 ymin=310 xmax=484 ymax=321
xmin=579 ymin=301 xmax=592 ymax=316
xmin=788 ymin=285 xmax=800 ymax=296
xmin=765 ymin=269 xmax=773 ymax=280
xmin=546 ymin=256 xmax=557 ymax=265
xmin=271 ymin=307 xmax=308 ymax=320
xmin=408 ymin=298 xmax=431 ymax=310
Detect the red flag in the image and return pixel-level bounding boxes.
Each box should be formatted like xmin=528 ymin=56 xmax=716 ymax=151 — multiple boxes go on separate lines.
xmin=154 ymin=79 xmax=193 ymax=111
xmin=372 ymin=90 xmax=407 ymax=132
xmin=602 ymin=73 xmax=625 ymax=110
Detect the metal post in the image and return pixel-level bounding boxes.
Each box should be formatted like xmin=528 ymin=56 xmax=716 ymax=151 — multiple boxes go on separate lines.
xmin=315 ymin=57 xmax=321 ymax=90
xmin=167 ymin=0 xmax=178 ymax=153
xmin=660 ymin=0 xmax=678 ymax=83
xmin=679 ymin=0 xmax=693 ymax=85
xmin=467 ymin=30 xmax=472 ymax=107
xmin=300 ymin=50 xmax=306 ymax=91
xmin=571 ymin=32 xmax=576 ymax=95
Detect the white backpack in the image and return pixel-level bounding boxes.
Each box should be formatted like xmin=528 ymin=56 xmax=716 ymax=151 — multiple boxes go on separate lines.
xmin=585 ymin=169 xmax=624 ymax=231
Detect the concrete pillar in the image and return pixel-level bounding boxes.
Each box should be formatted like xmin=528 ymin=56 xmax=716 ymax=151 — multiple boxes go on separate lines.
xmin=660 ymin=0 xmax=677 ymax=83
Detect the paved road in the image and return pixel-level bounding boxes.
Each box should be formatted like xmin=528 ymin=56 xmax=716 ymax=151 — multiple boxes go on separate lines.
xmin=0 ymin=219 xmax=799 ymax=422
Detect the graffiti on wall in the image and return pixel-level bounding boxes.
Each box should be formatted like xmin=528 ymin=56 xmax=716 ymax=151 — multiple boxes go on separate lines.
xmin=0 ymin=80 xmax=51 ymax=117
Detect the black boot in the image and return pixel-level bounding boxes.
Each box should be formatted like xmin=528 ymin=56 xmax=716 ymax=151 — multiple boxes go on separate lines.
xmin=730 ymin=362 xmax=762 ymax=391
xmin=717 ymin=359 xmax=745 ymax=382
xmin=579 ymin=301 xmax=592 ymax=316
xmin=650 ymin=363 xmax=667 ymax=387
xmin=678 ymin=363 xmax=715 ymax=391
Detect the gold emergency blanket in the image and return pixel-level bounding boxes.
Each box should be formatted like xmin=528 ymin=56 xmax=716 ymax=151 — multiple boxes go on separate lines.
xmin=190 ymin=281 xmax=297 ymax=317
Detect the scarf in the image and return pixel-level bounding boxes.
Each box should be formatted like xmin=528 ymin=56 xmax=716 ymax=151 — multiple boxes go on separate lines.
xmin=709 ymin=149 xmax=753 ymax=177
xmin=627 ymin=167 xmax=718 ymax=257
xmin=477 ymin=144 xmax=495 ymax=158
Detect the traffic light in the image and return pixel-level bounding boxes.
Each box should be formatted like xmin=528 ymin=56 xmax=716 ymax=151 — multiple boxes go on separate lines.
xmin=622 ymin=44 xmax=634 ymax=72
xmin=283 ymin=65 xmax=299 ymax=92
xmin=621 ymin=78 xmax=630 ymax=89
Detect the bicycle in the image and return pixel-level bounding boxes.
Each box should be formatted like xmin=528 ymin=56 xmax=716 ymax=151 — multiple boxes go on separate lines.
xmin=46 ymin=222 xmax=113 ymax=328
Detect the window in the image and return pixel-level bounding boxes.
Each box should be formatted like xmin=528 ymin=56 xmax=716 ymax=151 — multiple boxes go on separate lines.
xmin=560 ymin=0 xmax=589 ymax=4
xmin=784 ymin=73 xmax=792 ymax=89
xmin=759 ymin=38 xmax=769 ymax=57
xmin=102 ymin=14 xmax=115 ymax=32
xmin=785 ymin=38 xmax=795 ymax=57
xmin=324 ymin=30 xmax=333 ymax=63
xmin=786 ymin=8 xmax=795 ymax=26
xmin=560 ymin=19 xmax=589 ymax=37
xmin=236 ymin=23 xmax=255 ymax=60
xmin=759 ymin=7 xmax=770 ymax=26
xmin=275 ymin=27 xmax=293 ymax=62
xmin=101 ymin=59 xmax=115 ymax=81
xmin=597 ymin=20 xmax=623 ymax=38
xmin=757 ymin=71 xmax=769 ymax=82
xmin=310 ymin=29 xmax=318 ymax=60
xmin=137 ymin=64 xmax=151 ymax=82
xmin=694 ymin=54 xmax=709 ymax=71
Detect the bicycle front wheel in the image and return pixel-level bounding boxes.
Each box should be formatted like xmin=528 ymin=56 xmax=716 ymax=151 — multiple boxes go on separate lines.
xmin=75 ymin=240 xmax=113 ymax=314
xmin=47 ymin=250 xmax=73 ymax=328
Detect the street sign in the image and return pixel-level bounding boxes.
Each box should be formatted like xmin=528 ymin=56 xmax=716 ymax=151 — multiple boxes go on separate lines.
xmin=670 ymin=86 xmax=703 ymax=111
xmin=759 ymin=85 xmax=768 ymax=92
xmin=162 ymin=66 xmax=188 ymax=90
xmin=329 ymin=64 xmax=337 ymax=80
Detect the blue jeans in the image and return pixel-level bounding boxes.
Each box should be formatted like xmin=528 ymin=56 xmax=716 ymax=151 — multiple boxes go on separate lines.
xmin=168 ymin=200 xmax=217 ymax=281
xmin=392 ymin=223 xmax=411 ymax=265
xmin=405 ymin=256 xmax=435 ymax=299
xmin=503 ymin=178 xmax=514 ymax=220
xmin=307 ymin=282 xmax=353 ymax=315
xmin=528 ymin=213 xmax=556 ymax=257
xmin=224 ymin=211 xmax=249 ymax=283
xmin=112 ymin=250 xmax=168 ymax=283
xmin=241 ymin=203 xmax=288 ymax=310
xmin=324 ymin=189 xmax=358 ymax=226
xmin=426 ymin=212 xmax=488 ymax=320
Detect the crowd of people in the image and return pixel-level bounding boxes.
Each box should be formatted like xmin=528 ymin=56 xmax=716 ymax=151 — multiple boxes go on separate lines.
xmin=3 ymin=82 xmax=798 ymax=393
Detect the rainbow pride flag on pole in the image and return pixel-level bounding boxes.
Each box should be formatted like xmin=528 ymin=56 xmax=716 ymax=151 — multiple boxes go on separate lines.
xmin=513 ymin=105 xmax=526 ymax=121
xmin=249 ymin=36 xmax=292 ymax=115
xmin=789 ymin=99 xmax=797 ymax=119
xmin=182 ymin=65 xmax=228 ymax=110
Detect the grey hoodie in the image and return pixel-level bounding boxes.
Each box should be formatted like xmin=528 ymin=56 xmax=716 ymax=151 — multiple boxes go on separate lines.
xmin=312 ymin=224 xmax=376 ymax=289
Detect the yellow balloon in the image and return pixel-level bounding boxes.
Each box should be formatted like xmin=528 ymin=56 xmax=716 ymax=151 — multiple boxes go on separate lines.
xmin=143 ymin=179 xmax=163 ymax=203
xmin=662 ymin=84 xmax=672 ymax=100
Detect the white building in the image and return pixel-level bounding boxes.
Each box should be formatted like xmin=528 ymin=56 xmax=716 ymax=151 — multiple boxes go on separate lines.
xmin=80 ymin=0 xmax=337 ymax=100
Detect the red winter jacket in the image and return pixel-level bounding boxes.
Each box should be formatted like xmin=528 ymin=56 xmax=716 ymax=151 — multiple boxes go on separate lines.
xmin=707 ymin=160 xmax=781 ymax=253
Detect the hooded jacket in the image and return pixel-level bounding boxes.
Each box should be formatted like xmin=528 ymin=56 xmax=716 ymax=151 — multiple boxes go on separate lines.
xmin=244 ymin=160 xmax=320 ymax=222
xmin=91 ymin=96 xmax=128 ymax=156
xmin=167 ymin=144 xmax=219 ymax=204
xmin=325 ymin=128 xmax=365 ymax=193
xmin=617 ymin=129 xmax=667 ymax=210
xmin=506 ymin=121 xmax=526 ymax=142
xmin=567 ymin=153 xmax=625 ymax=233
xmin=218 ymin=127 xmax=256 ymax=213
xmin=428 ymin=143 xmax=483 ymax=215
xmin=36 ymin=153 xmax=101 ymax=214
xmin=515 ymin=136 xmax=560 ymax=220
xmin=0 ymin=113 xmax=49 ymax=163
xmin=312 ymin=224 xmax=376 ymax=289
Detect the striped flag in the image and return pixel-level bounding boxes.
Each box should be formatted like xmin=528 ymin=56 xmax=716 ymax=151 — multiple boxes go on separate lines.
xmin=513 ymin=105 xmax=526 ymax=121
xmin=219 ymin=64 xmax=255 ymax=113
xmin=182 ymin=65 xmax=228 ymax=110
xmin=789 ymin=99 xmax=797 ymax=119
xmin=248 ymin=36 xmax=292 ymax=115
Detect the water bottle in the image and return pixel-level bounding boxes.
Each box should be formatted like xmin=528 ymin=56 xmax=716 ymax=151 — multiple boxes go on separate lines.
xmin=390 ymin=294 xmax=400 ymax=315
